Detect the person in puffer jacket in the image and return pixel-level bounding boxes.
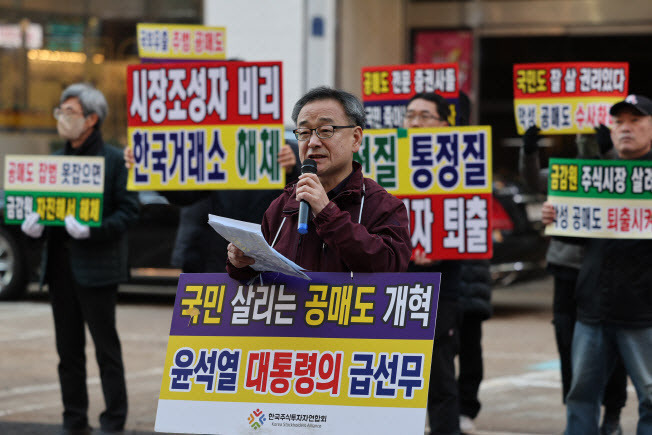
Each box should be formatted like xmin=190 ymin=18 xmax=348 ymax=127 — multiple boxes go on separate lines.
xmin=457 ymin=260 xmax=491 ymax=433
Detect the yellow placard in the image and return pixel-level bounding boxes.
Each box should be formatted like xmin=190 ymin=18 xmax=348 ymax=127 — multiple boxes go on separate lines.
xmin=359 ymin=126 xmax=492 ymax=195
xmin=137 ymin=23 xmax=226 ymax=60
xmin=159 ymin=335 xmax=432 ymax=408
xmin=127 ymin=124 xmax=285 ymax=190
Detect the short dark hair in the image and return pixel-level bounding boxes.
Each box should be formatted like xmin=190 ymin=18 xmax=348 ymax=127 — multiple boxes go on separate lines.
xmin=407 ymin=92 xmax=450 ymax=122
xmin=457 ymin=91 xmax=471 ymax=126
xmin=291 ymin=86 xmax=366 ymax=129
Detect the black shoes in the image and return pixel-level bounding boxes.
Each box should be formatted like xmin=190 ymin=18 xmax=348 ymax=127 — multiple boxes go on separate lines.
xmin=600 ymin=420 xmax=623 ymax=435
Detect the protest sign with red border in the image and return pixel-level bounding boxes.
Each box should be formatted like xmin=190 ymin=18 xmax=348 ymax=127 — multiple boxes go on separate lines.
xmin=126 ymin=61 xmax=285 ymax=191
xmin=513 ymin=62 xmax=629 ymax=135
xmin=361 ymin=63 xmax=460 ymax=129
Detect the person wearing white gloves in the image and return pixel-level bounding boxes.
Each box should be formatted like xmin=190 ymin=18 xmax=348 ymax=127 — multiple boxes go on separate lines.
xmin=21 ymin=83 xmax=138 ymax=435
xmin=21 ymin=212 xmax=44 ymax=238
xmin=22 ymin=213 xmax=91 ymax=239
xmin=63 ymin=214 xmax=90 ymax=239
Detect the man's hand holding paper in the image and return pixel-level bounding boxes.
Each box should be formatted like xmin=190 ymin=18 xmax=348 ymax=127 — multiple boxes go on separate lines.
xmin=208 ymin=214 xmax=309 ymax=280
xmin=227 ymin=243 xmax=255 ymax=268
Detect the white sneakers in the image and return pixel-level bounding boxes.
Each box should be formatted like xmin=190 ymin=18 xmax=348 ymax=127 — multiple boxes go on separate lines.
xmin=460 ymin=415 xmax=476 ymax=434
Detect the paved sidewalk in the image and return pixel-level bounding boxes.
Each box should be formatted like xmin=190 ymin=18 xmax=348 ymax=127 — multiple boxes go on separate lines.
xmin=0 ymin=278 xmax=639 ymax=434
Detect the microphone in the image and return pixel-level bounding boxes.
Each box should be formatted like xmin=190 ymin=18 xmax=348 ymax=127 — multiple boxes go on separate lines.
xmin=298 ymin=158 xmax=317 ymax=234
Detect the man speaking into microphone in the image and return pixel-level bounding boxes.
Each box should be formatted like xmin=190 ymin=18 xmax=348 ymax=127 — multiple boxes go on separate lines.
xmin=227 ymin=87 xmax=412 ymax=278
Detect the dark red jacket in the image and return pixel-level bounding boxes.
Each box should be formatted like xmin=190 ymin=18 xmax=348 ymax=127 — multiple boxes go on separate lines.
xmin=227 ymin=162 xmax=412 ymax=279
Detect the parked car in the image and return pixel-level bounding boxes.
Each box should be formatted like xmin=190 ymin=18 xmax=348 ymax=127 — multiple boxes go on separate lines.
xmin=0 ymin=190 xmax=181 ymax=300
xmin=490 ymin=180 xmax=549 ymax=285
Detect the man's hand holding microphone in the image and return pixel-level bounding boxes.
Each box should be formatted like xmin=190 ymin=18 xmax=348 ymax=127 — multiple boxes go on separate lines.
xmin=229 ymin=158 xmax=330 ymax=269
xmin=296 ymin=159 xmax=320 ymax=234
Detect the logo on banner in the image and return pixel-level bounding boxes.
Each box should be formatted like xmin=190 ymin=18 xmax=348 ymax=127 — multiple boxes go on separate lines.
xmin=625 ymin=94 xmax=638 ymax=104
xmin=267 ymin=411 xmax=328 ymax=429
xmin=247 ymin=408 xmax=266 ymax=429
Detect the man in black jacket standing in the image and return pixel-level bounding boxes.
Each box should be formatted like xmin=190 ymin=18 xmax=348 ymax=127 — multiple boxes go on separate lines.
xmin=402 ymin=92 xmax=463 ymax=435
xmin=543 ymin=94 xmax=652 ymax=434
xmin=21 ymin=83 xmax=138 ymax=435
xmin=520 ymin=125 xmax=627 ymax=435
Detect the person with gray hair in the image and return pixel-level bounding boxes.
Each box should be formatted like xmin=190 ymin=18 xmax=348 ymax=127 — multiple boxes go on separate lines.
xmin=21 ymin=83 xmax=138 ymax=434
xmin=59 ymin=83 xmax=109 ymax=128
xmin=227 ymin=86 xmax=411 ymax=279
xmin=290 ymin=85 xmax=367 ymax=129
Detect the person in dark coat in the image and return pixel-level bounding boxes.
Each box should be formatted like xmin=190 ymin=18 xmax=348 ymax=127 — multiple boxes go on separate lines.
xmin=519 ymin=125 xmax=627 ymax=435
xmin=170 ymin=196 xmax=214 ymax=273
xmin=21 ymin=83 xmax=138 ymax=435
xmin=457 ymin=260 xmax=492 ymax=432
xmin=227 ymin=86 xmax=412 ymax=277
xmin=403 ymin=91 xmax=467 ymax=435
xmin=542 ymin=94 xmax=652 ymax=434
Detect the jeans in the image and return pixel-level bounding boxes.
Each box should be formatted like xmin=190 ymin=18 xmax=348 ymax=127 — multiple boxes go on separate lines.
xmin=552 ymin=274 xmax=627 ymax=412
xmin=565 ymin=321 xmax=652 ymax=435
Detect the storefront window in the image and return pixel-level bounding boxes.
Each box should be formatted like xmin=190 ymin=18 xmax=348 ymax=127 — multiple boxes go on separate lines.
xmin=0 ymin=0 xmax=201 ymax=156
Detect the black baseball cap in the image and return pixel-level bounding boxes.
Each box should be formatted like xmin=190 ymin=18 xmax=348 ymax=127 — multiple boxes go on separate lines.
xmin=610 ymin=94 xmax=652 ymax=116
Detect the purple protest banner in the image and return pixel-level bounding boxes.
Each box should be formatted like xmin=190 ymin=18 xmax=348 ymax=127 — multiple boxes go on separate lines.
xmin=169 ymin=272 xmax=440 ymax=340
xmin=156 ymin=272 xmax=440 ymax=434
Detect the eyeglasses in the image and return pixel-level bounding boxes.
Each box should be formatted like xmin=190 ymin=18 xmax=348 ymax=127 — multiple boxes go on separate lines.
xmin=404 ymin=112 xmax=442 ymax=123
xmin=293 ymin=125 xmax=356 ymax=141
xmin=53 ymin=107 xmax=85 ymax=120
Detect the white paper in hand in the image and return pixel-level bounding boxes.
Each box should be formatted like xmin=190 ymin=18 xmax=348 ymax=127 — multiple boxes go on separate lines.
xmin=208 ymin=214 xmax=310 ymax=280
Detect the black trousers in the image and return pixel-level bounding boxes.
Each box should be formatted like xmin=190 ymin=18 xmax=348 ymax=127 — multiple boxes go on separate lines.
xmin=552 ymin=273 xmax=627 ymax=414
xmin=427 ymin=298 xmax=461 ymax=435
xmin=48 ymin=252 xmax=127 ymax=431
xmin=458 ymin=314 xmax=483 ymax=419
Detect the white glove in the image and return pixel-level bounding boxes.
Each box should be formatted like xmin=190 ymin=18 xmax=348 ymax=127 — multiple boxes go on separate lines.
xmin=64 ymin=215 xmax=90 ymax=240
xmin=21 ymin=212 xmax=44 ymax=238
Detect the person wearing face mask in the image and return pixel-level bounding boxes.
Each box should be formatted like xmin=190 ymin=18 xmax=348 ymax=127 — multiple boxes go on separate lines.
xmin=21 ymin=83 xmax=138 ymax=435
